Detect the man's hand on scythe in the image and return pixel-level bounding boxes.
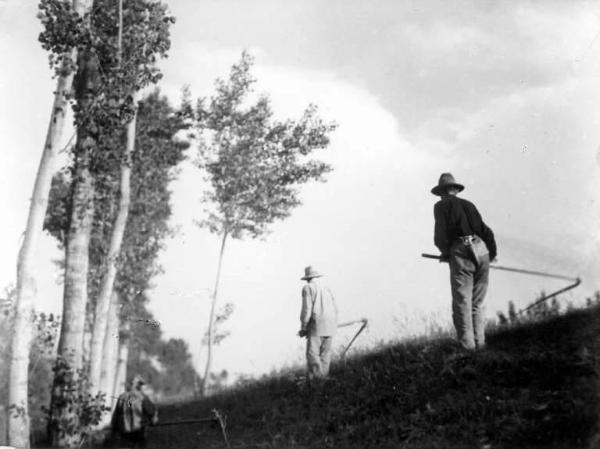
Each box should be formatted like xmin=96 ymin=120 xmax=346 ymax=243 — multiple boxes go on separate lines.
xmin=297 ymin=329 xmax=308 ymax=338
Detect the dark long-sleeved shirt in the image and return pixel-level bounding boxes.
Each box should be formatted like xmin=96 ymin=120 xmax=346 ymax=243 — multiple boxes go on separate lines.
xmin=111 ymin=389 xmax=158 ymax=433
xmin=433 ymin=196 xmax=497 ymax=260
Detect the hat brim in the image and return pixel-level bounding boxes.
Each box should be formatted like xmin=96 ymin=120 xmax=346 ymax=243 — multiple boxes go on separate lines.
xmin=301 ymin=274 xmax=323 ymax=280
xmin=431 ymin=183 xmax=464 ymax=196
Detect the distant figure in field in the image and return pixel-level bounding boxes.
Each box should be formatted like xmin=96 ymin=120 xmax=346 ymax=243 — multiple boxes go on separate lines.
xmin=299 ymin=266 xmax=339 ymax=379
xmin=111 ymin=375 xmax=158 ymax=449
xmin=432 ymin=173 xmax=497 ymax=350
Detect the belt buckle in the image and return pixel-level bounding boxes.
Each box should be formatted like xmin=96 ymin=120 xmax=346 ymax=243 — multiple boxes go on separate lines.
xmin=460 ymin=235 xmax=474 ymax=245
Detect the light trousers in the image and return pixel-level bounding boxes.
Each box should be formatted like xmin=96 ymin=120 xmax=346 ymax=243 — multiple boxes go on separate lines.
xmin=449 ymin=237 xmax=490 ymax=350
xmin=306 ymin=335 xmax=333 ymax=378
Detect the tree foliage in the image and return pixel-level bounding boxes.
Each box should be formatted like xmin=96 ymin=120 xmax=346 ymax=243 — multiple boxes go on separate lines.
xmin=195 ymin=51 xmax=337 ymax=239
xmin=44 ymin=357 xmax=109 ymax=445
xmin=127 ymin=311 xmax=200 ymax=400
xmin=38 ymin=0 xmax=173 ymax=111
xmin=43 ymin=90 xmax=190 ymax=411
xmin=115 ymin=90 xmax=189 ymax=310
xmin=1 ymin=287 xmax=64 ymax=437
xmin=39 ymin=0 xmax=173 ymax=256
xmin=44 ymin=90 xmax=188 ymax=313
xmin=38 ymin=0 xmax=176 ymax=299
xmin=38 ymin=0 xmax=176 ymax=266
xmin=201 ymin=303 xmax=234 ymax=346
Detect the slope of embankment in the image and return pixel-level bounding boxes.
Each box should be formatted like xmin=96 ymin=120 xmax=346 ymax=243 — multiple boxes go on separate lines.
xmin=151 ymin=306 xmax=600 ymax=449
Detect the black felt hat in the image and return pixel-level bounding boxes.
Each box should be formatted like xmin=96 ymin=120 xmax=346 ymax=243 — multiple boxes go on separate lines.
xmin=431 ymin=173 xmax=465 ymax=196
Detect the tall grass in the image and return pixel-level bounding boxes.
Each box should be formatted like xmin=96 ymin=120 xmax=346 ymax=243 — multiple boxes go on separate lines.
xmin=151 ymin=302 xmax=600 ymax=449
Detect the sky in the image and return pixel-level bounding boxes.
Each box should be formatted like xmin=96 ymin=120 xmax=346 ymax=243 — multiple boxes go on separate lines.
xmin=1 ymin=0 xmax=600 ymax=381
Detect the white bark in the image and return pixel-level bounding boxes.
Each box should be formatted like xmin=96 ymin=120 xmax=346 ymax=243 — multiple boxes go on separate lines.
xmin=113 ymin=322 xmax=130 ymax=399
xmin=98 ymin=292 xmax=120 ymax=427
xmin=50 ymin=110 xmax=96 ymax=448
xmin=89 ymin=90 xmax=139 ymax=395
xmin=57 ymin=161 xmax=94 ymax=371
xmin=7 ymin=1 xmax=90 ymax=446
xmin=51 ymin=5 xmax=96 ymax=444
xmin=100 ymin=292 xmax=120 ymax=399
xmin=201 ymin=231 xmax=228 ymax=396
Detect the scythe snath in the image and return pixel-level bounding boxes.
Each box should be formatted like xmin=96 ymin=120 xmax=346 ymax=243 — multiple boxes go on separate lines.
xmin=421 ymin=253 xmax=582 ymax=314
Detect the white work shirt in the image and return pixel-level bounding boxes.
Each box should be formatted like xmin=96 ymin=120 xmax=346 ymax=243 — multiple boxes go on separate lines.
xmin=300 ymin=280 xmax=338 ymax=336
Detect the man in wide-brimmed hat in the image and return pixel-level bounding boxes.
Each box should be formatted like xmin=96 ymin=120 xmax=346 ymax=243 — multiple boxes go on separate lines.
xmin=111 ymin=375 xmax=158 ymax=448
xmin=299 ymin=266 xmax=338 ymax=378
xmin=432 ymin=173 xmax=497 ymax=350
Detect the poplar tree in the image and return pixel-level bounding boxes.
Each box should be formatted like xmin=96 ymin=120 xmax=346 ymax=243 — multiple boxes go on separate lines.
xmin=195 ymin=52 xmax=337 ymax=395
xmin=8 ymin=1 xmax=91 ymax=446
xmin=37 ymin=1 xmax=174 ymax=445
xmin=44 ymin=90 xmax=189 ymax=430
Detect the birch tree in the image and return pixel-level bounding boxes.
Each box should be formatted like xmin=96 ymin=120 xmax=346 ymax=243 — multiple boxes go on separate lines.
xmin=195 ymin=52 xmax=337 ymax=395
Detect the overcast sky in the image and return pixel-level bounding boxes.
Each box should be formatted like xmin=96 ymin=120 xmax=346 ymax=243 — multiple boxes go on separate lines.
xmin=2 ymin=0 xmax=600 ymax=380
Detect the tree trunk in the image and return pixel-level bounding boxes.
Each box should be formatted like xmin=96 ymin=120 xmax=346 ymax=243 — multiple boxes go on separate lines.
xmin=89 ymin=90 xmax=138 ymax=395
xmin=7 ymin=1 xmax=90 ymax=446
xmin=201 ymin=231 xmax=228 ymax=396
xmin=59 ymin=159 xmax=95 ymax=369
xmin=100 ymin=291 xmax=120 ymax=400
xmin=113 ymin=321 xmax=130 ymax=400
xmin=49 ymin=148 xmax=95 ymax=447
xmin=50 ymin=40 xmax=98 ymax=449
xmin=98 ymin=292 xmax=120 ymax=427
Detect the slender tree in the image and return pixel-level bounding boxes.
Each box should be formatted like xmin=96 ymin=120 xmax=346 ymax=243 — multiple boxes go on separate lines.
xmin=105 ymin=90 xmax=189 ymax=414
xmin=198 ymin=302 xmax=233 ymax=395
xmin=8 ymin=2 xmax=91 ymax=447
xmin=88 ymin=90 xmax=139 ymax=395
xmin=195 ymin=51 xmax=336 ymax=395
xmin=87 ymin=0 xmax=126 ymax=397
xmin=98 ymin=292 xmax=119 ymax=411
xmin=89 ymin=0 xmax=156 ymax=392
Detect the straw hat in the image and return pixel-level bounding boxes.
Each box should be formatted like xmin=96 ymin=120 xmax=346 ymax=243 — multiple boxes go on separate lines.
xmin=301 ymin=266 xmax=323 ymax=280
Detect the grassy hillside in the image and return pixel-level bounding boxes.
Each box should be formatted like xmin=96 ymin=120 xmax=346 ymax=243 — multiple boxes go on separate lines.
xmin=149 ymin=306 xmax=600 ymax=449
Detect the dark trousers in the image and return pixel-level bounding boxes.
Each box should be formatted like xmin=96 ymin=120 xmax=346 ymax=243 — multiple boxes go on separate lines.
xmin=119 ymin=430 xmax=147 ymax=449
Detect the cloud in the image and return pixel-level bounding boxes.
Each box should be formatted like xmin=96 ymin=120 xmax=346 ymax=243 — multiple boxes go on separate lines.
xmin=159 ymin=1 xmax=600 ymax=149
xmin=327 ymin=1 xmax=600 ymax=145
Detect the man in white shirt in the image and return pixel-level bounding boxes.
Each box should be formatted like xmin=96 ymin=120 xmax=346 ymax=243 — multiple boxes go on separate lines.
xmin=299 ymin=266 xmax=338 ymax=379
